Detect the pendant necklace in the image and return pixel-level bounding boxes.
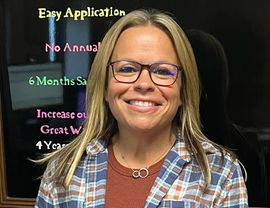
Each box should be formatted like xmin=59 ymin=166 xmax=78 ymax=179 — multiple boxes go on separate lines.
xmin=116 ymin=142 xmax=173 ymax=179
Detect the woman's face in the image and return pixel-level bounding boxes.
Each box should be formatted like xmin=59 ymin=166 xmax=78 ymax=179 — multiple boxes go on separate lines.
xmin=106 ymin=25 xmax=182 ymax=132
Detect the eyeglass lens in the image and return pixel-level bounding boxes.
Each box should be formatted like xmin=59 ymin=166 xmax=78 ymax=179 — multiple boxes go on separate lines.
xmin=111 ymin=60 xmax=179 ymax=86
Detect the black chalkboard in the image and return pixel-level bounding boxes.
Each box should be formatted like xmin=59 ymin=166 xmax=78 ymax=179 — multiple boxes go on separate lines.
xmin=1 ymin=0 xmax=270 ymax=207
xmin=0 ymin=0 xmax=124 ymax=206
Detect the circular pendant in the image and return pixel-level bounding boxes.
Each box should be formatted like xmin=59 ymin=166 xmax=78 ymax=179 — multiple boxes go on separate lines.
xmin=132 ymin=167 xmax=149 ymax=179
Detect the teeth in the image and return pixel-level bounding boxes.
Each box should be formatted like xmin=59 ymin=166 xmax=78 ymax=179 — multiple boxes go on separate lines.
xmin=129 ymin=100 xmax=157 ymax=107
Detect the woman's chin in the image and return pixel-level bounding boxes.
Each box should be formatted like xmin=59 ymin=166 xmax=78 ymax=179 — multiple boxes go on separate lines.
xmin=126 ymin=120 xmax=165 ymax=133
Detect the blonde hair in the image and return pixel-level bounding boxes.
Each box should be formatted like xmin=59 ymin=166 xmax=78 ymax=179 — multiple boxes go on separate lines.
xmin=38 ymin=9 xmax=232 ymax=189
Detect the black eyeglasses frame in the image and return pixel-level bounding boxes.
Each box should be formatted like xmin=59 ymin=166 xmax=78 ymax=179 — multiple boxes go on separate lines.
xmin=107 ymin=60 xmax=182 ymax=87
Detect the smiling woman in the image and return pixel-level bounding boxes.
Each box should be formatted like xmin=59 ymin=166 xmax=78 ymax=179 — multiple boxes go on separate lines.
xmin=106 ymin=25 xmax=181 ymax=134
xmin=35 ymin=9 xmax=248 ymax=207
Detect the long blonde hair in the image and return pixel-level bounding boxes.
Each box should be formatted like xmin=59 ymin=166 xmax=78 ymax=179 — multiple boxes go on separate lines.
xmin=38 ymin=9 xmax=231 ymax=188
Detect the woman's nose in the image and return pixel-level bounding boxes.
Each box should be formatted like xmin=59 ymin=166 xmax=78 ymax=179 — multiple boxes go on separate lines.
xmin=133 ymin=69 xmax=155 ymax=92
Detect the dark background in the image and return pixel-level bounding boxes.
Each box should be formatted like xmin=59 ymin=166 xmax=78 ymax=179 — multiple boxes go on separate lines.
xmin=0 ymin=0 xmax=269 ymax=206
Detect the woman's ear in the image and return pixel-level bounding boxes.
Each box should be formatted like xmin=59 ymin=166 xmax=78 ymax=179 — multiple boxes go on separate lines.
xmin=104 ymin=68 xmax=110 ymax=103
xmin=178 ymin=88 xmax=182 ymax=107
xmin=105 ymin=90 xmax=108 ymax=102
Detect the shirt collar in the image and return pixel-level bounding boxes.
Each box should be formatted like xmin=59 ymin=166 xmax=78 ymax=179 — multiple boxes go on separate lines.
xmin=172 ymin=131 xmax=219 ymax=162
xmin=172 ymin=132 xmax=192 ymax=163
xmin=85 ymin=131 xmax=217 ymax=159
xmin=86 ymin=137 xmax=108 ymax=155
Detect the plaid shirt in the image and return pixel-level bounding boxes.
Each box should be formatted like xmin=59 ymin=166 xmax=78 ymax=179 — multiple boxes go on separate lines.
xmin=35 ymin=135 xmax=248 ymax=208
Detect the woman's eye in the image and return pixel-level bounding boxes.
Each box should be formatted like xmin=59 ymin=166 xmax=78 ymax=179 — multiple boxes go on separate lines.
xmin=118 ymin=66 xmax=137 ymax=73
xmin=153 ymin=68 xmax=175 ymax=76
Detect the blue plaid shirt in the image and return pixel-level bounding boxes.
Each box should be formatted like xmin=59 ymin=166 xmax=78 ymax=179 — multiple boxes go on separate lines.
xmin=35 ymin=135 xmax=248 ymax=207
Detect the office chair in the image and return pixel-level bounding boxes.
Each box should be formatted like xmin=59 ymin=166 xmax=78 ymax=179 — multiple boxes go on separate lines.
xmin=187 ymin=29 xmax=268 ymax=206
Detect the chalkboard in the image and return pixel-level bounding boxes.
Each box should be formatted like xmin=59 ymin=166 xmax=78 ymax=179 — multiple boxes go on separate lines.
xmin=0 ymin=0 xmax=126 ymax=206
xmin=1 ymin=0 xmax=270 ymax=207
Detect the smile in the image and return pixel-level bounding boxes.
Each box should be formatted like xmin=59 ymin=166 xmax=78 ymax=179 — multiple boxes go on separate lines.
xmin=128 ymin=100 xmax=160 ymax=107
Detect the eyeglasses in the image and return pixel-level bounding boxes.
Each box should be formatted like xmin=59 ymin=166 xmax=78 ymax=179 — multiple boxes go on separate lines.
xmin=108 ymin=60 xmax=182 ymax=86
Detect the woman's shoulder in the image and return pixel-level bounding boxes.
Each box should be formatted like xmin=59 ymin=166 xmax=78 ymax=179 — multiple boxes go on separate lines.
xmin=42 ymin=151 xmax=88 ymax=184
xmin=201 ymin=140 xmax=243 ymax=176
xmin=41 ymin=138 xmax=107 ymax=183
xmin=41 ymin=155 xmax=60 ymax=182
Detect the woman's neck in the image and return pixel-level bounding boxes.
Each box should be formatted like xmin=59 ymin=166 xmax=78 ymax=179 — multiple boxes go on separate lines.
xmin=112 ymin=126 xmax=176 ymax=169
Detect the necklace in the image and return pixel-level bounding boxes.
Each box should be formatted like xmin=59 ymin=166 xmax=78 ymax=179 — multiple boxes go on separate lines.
xmin=116 ymin=140 xmax=174 ymax=179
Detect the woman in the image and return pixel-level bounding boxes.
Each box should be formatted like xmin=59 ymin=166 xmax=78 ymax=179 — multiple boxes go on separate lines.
xmin=35 ymin=9 xmax=248 ymax=207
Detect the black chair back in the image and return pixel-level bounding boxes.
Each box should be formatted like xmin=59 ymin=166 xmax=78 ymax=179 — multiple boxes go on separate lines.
xmin=187 ymin=29 xmax=268 ymax=206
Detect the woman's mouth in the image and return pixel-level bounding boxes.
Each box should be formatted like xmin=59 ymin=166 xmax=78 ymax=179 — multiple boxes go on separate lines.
xmin=127 ymin=100 xmax=161 ymax=107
